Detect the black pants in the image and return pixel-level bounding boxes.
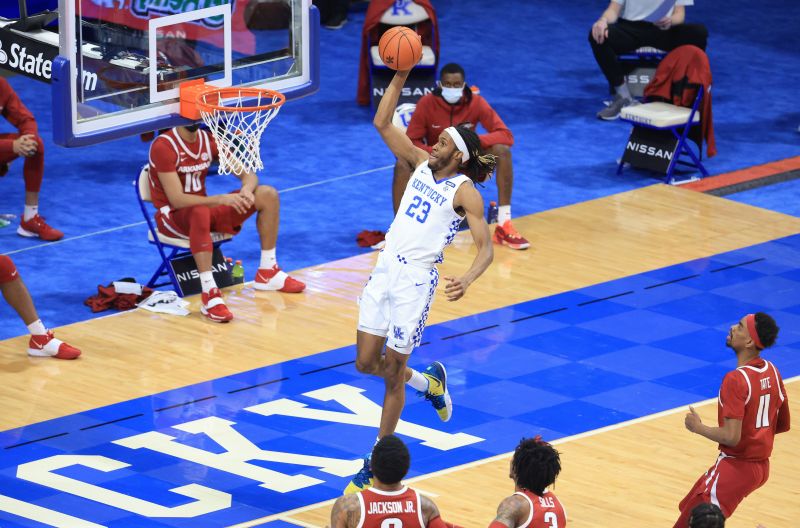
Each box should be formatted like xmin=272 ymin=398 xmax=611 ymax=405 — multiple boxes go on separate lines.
xmin=313 ymin=0 xmax=349 ymax=24
xmin=589 ymin=19 xmax=708 ymax=88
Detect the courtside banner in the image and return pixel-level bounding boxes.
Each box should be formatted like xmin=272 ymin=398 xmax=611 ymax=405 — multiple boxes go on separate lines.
xmin=371 ymin=68 xmax=435 ymax=109
xmin=170 ymin=247 xmax=233 ymax=296
xmin=0 ymin=26 xmax=58 ymax=83
xmin=622 ymin=126 xmax=679 ymax=174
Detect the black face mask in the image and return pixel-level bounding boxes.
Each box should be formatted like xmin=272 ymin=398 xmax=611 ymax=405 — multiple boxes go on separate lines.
xmin=185 ymin=124 xmax=200 ymax=132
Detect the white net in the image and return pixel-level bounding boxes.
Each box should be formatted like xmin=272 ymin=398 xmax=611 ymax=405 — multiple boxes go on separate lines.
xmin=197 ymin=88 xmax=284 ymax=175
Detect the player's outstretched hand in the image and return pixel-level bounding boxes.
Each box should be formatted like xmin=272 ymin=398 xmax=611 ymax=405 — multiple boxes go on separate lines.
xmin=219 ymin=193 xmax=251 ymax=214
xmin=684 ymin=405 xmax=702 ymax=433
xmin=444 ymin=275 xmax=470 ymax=302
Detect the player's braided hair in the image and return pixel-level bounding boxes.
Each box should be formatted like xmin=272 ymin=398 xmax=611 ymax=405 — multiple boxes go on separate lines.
xmin=754 ymin=312 xmax=779 ymax=349
xmin=511 ymin=436 xmax=561 ymax=496
xmin=371 ymin=435 xmax=410 ymax=485
xmin=688 ymin=503 xmax=725 ymax=527
xmin=455 ymin=125 xmax=497 ymax=184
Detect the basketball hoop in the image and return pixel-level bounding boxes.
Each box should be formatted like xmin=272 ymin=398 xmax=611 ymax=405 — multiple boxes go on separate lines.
xmin=180 ymin=80 xmax=285 ymax=175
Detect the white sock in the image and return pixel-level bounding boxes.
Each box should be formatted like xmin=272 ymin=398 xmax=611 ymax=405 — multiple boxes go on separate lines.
xmin=23 ymin=205 xmax=38 ymax=221
xmin=615 ymin=83 xmax=632 ymax=100
xmin=260 ymin=248 xmax=277 ymax=269
xmin=27 ymin=319 xmax=47 ymax=335
xmin=200 ymin=271 xmax=216 ymax=293
xmin=498 ymin=205 xmax=511 ymax=225
xmin=407 ymin=368 xmax=430 ymax=392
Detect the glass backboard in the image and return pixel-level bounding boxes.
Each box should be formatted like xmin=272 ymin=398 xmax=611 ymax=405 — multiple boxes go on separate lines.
xmin=54 ymin=0 xmax=318 ymax=146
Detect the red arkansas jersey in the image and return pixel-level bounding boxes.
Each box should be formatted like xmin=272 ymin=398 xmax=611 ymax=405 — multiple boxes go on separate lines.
xmin=148 ymin=128 xmax=218 ymax=210
xmin=515 ymin=489 xmax=566 ymax=528
xmin=718 ymin=358 xmax=788 ymax=460
xmin=356 ymin=486 xmax=425 ymax=528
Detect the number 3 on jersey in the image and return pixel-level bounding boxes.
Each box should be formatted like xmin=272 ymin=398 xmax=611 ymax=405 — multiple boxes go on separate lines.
xmin=405 ymin=196 xmax=431 ymax=224
xmin=543 ymin=512 xmax=559 ymax=528
xmin=184 ymin=171 xmax=202 ymax=193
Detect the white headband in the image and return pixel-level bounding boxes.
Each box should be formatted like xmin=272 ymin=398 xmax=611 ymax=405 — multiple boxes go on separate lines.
xmin=444 ymin=126 xmax=470 ymax=163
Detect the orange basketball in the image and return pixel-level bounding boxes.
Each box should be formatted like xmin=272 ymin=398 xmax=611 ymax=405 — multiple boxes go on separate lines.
xmin=378 ymin=26 xmax=423 ymax=71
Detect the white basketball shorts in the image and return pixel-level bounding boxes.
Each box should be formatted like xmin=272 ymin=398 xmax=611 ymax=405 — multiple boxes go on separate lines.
xmin=357 ymin=251 xmax=439 ymax=353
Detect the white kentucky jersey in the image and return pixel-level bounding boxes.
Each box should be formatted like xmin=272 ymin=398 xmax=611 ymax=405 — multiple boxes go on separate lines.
xmin=385 ymin=161 xmax=471 ymax=267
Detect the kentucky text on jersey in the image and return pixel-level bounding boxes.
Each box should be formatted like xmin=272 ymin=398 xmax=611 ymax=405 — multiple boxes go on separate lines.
xmin=410 ymin=178 xmax=448 ymax=206
xmin=366 ymin=500 xmax=417 ymax=515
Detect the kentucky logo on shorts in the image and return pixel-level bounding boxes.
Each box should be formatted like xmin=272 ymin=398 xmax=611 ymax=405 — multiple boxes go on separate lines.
xmin=393 ymin=326 xmax=405 ymax=341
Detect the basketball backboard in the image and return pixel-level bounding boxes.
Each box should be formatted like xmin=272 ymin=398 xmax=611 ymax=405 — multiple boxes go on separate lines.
xmin=54 ymin=0 xmax=318 ymax=147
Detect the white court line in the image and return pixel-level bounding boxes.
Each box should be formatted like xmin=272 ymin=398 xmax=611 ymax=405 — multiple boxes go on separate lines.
xmin=227 ymin=374 xmax=800 ymax=528
xmin=1 ymin=165 xmax=394 ymax=257
xmin=3 ymin=221 xmax=148 ymax=256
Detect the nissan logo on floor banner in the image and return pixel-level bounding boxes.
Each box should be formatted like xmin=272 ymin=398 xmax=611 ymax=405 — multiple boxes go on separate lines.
xmin=622 ymin=126 xmax=680 ymax=174
xmin=170 ymin=247 xmax=234 ymax=297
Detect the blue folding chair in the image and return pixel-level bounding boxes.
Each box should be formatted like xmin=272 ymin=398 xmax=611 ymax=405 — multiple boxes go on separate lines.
xmin=134 ymin=164 xmax=232 ymax=295
xmin=618 ymin=84 xmax=709 ymax=184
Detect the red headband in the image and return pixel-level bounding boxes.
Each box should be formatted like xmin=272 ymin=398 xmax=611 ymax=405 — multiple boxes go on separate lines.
xmin=745 ymin=314 xmax=764 ymax=349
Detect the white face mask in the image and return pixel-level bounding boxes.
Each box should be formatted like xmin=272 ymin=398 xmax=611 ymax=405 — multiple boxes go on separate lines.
xmin=441 ymin=86 xmax=464 ymax=104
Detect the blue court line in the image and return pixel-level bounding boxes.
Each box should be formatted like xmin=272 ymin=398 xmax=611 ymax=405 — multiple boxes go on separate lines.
xmin=1 ymin=235 xmax=800 ymax=527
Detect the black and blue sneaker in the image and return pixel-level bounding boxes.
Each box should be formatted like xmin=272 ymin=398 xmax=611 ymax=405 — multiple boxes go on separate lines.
xmin=420 ymin=361 xmax=452 ymax=422
xmin=344 ymin=454 xmax=373 ymax=494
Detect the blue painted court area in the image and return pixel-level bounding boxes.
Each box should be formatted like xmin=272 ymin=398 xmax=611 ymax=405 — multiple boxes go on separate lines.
xmin=726 ymin=178 xmax=800 ymax=218
xmin=2 ymin=236 xmax=799 ymax=527
xmin=2 ymin=0 xmax=800 ymax=338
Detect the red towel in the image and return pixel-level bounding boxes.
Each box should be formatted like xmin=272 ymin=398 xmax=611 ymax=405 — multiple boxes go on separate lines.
xmin=84 ymin=281 xmax=153 ymax=313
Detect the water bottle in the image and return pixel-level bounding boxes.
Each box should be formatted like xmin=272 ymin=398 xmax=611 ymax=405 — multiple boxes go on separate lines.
xmin=232 ymin=260 xmax=245 ymax=284
xmin=0 ymin=213 xmax=15 ymax=228
xmin=487 ymin=201 xmax=498 ymax=225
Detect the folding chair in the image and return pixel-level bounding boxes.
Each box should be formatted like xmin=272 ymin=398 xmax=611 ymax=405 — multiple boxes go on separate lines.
xmin=618 ymin=84 xmax=708 ymax=185
xmin=368 ymin=1 xmax=437 ymax=108
xmin=616 ymin=47 xmax=667 ymax=98
xmin=134 ymin=164 xmax=232 ymax=295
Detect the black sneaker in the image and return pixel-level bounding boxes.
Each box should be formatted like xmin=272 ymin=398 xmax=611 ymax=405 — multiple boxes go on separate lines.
xmin=323 ymin=13 xmax=347 ymax=30
xmin=597 ymin=94 xmax=638 ymax=121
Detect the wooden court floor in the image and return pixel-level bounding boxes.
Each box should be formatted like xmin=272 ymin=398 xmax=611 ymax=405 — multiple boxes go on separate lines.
xmin=1 ymin=184 xmax=799 ymax=526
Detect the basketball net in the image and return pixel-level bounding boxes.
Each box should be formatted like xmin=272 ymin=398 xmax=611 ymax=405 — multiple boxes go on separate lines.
xmin=195 ymin=87 xmax=285 ymax=175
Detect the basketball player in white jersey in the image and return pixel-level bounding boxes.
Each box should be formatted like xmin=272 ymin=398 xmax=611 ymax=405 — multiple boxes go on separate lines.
xmin=346 ymin=68 xmax=496 ymax=493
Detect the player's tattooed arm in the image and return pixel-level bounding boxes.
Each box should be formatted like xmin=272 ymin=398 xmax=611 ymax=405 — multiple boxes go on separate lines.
xmin=491 ymin=494 xmax=528 ymax=528
xmin=420 ymin=493 xmax=441 ymax=525
xmin=330 ymin=494 xmax=361 ymax=528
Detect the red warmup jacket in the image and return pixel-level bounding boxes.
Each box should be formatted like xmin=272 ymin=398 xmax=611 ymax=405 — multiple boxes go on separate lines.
xmin=644 ymin=45 xmax=715 ymax=157
xmin=406 ymin=90 xmax=514 ymax=152
xmin=0 ymin=77 xmax=38 ymax=158
xmin=357 ymin=0 xmax=439 ymax=106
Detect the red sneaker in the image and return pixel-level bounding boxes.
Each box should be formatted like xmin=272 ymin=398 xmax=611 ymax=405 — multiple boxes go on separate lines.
xmin=493 ymin=220 xmax=530 ymax=250
xmin=254 ymin=265 xmax=306 ymax=293
xmin=28 ymin=331 xmax=81 ymax=359
xmin=18 ymin=214 xmax=64 ymax=241
xmin=201 ymin=287 xmax=233 ymax=322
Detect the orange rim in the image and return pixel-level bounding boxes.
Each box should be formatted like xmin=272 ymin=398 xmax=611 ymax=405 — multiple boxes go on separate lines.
xmin=196 ymin=87 xmax=286 ymax=113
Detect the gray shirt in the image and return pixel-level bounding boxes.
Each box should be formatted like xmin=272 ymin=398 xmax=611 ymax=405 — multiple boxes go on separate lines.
xmin=613 ymin=0 xmax=693 ymax=22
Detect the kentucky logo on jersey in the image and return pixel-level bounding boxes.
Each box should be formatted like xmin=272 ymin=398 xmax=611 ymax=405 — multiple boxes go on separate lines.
xmin=410 ymin=178 xmax=448 ymax=206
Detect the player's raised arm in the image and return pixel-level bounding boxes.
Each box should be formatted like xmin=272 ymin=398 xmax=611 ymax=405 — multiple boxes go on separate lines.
xmin=444 ymin=182 xmax=493 ymax=302
xmin=373 ymin=70 xmax=427 ymax=168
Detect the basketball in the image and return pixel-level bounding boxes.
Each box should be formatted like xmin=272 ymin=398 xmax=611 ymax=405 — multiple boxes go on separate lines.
xmin=378 ymin=26 xmax=423 ymax=71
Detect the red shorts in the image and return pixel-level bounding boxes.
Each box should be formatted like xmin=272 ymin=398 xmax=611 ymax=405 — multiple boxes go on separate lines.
xmin=156 ymin=191 xmax=256 ymax=240
xmin=674 ymin=453 xmax=769 ymax=527
xmin=0 ymin=255 xmax=19 ymax=283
